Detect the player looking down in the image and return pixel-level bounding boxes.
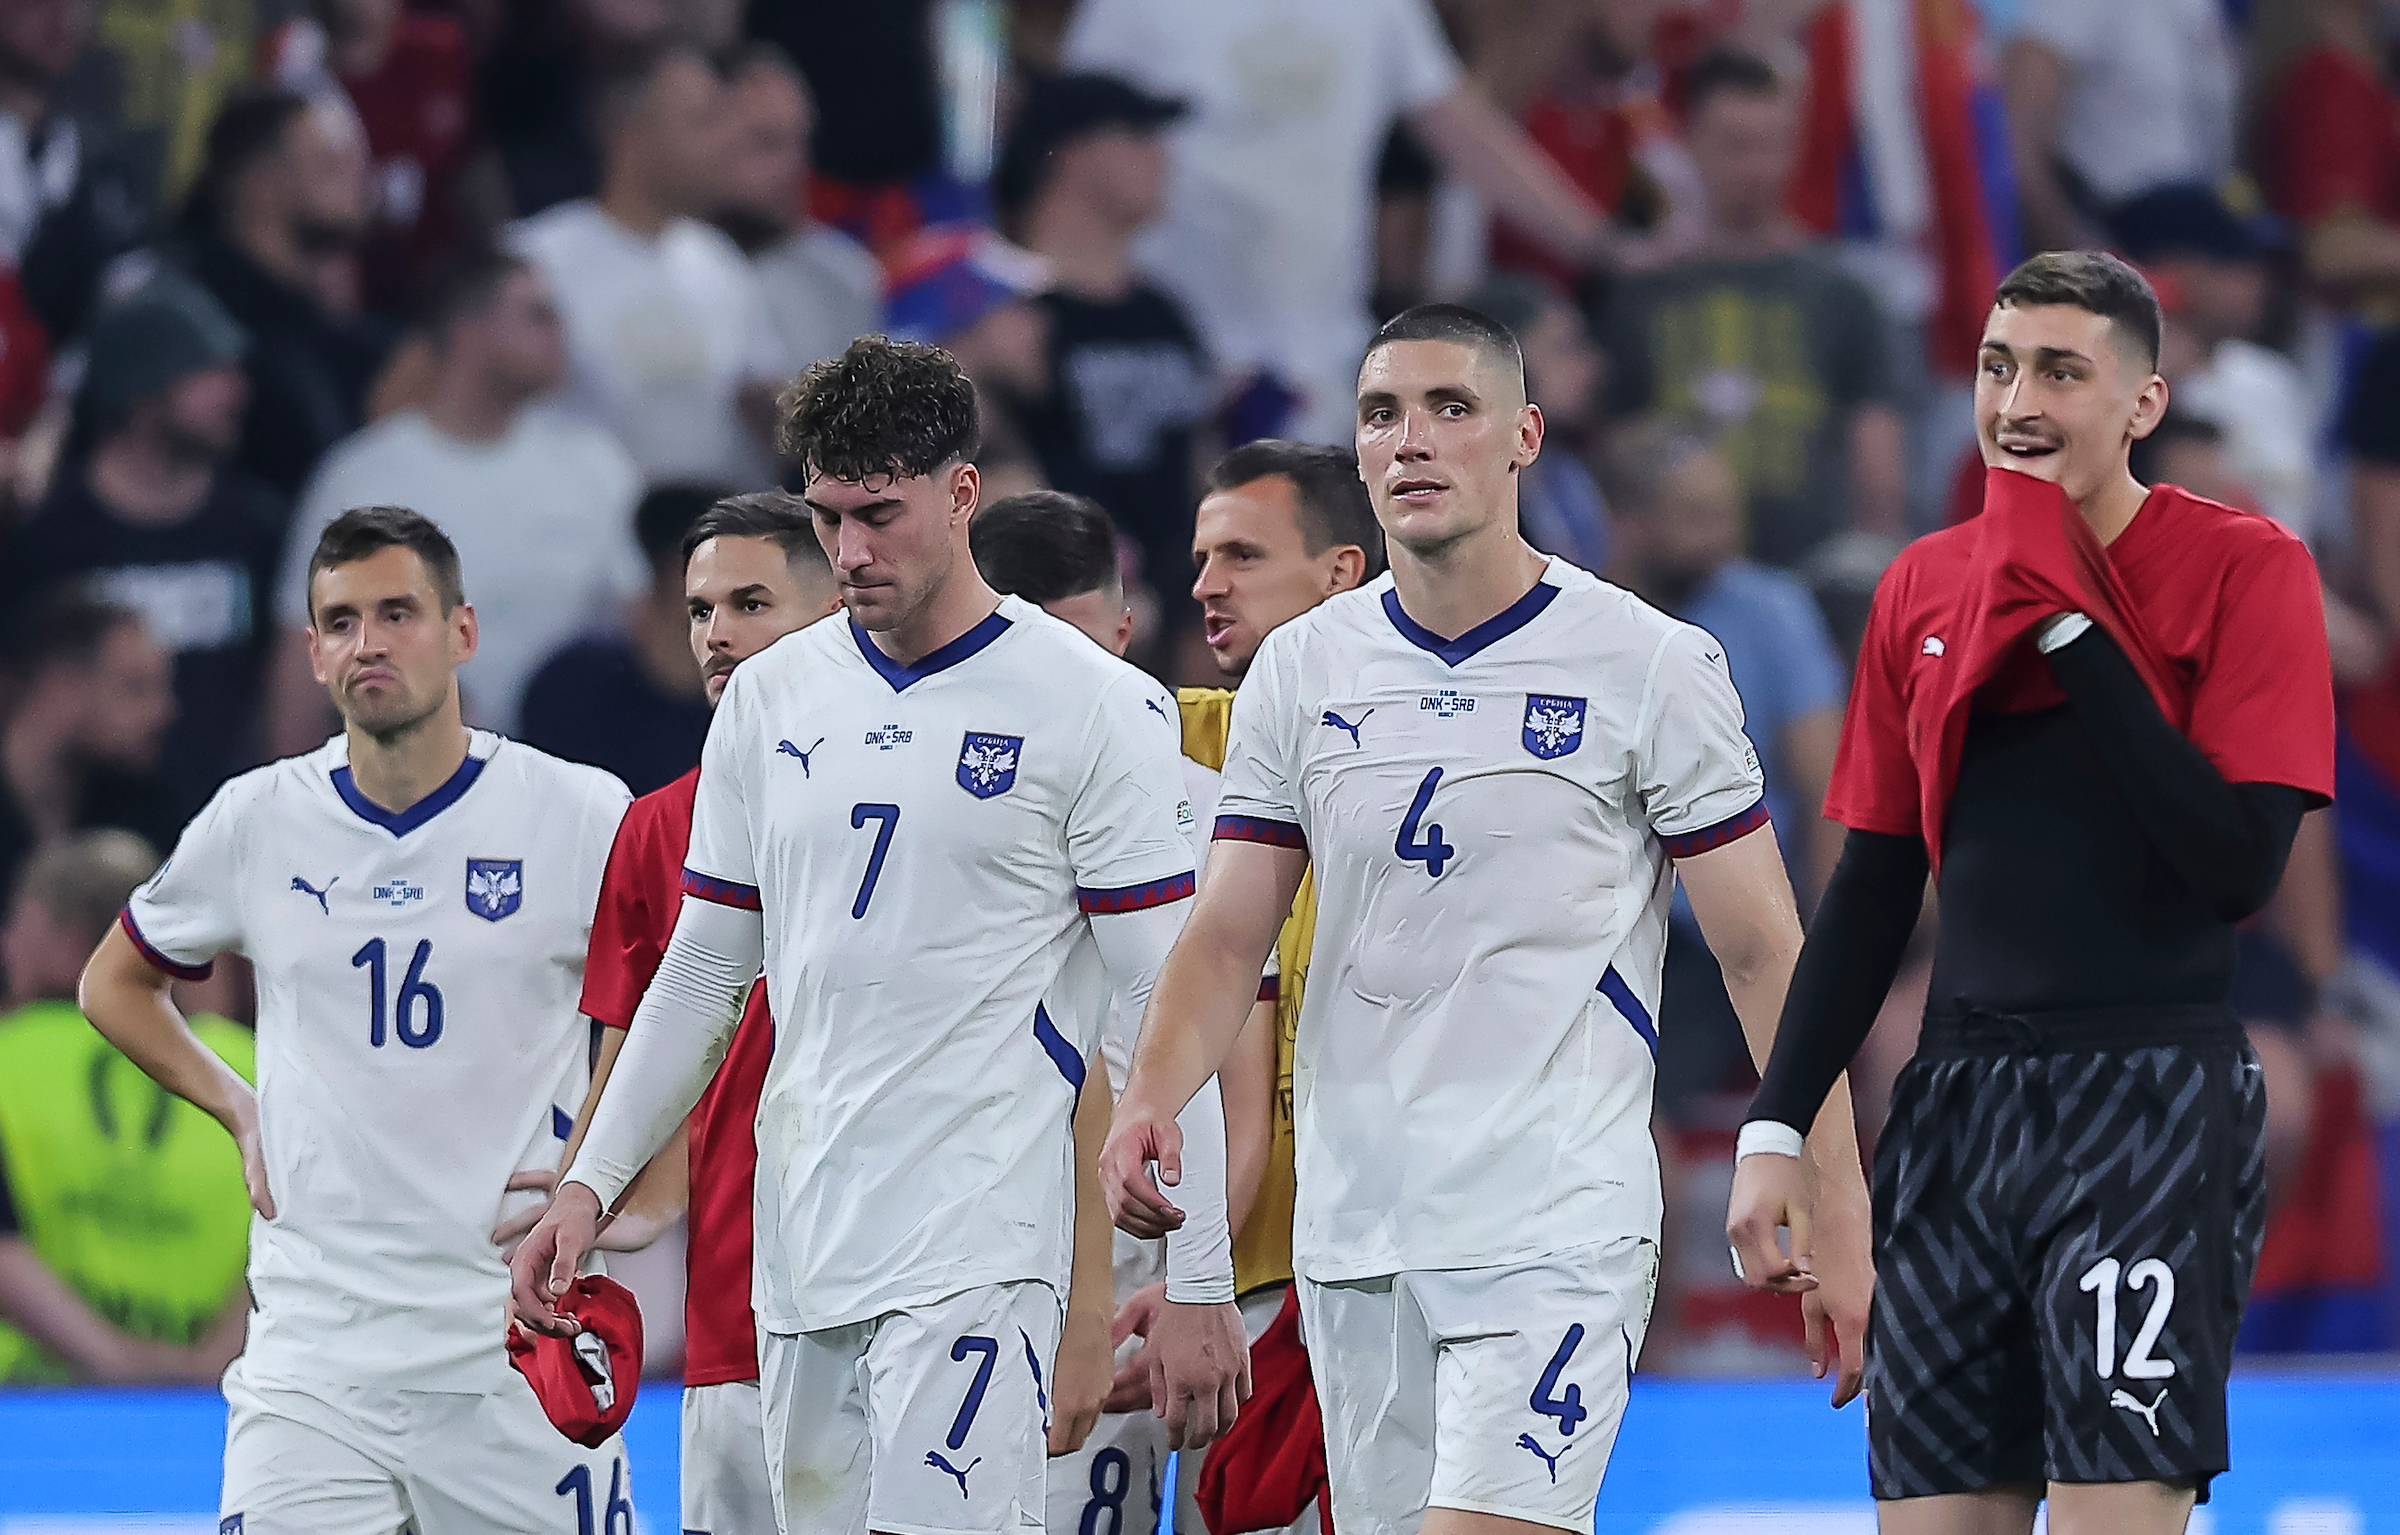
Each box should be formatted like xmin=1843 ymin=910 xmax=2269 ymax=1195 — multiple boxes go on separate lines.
xmin=511 ymin=337 xmax=1246 ymax=1535
xmin=1729 ymin=252 xmax=2337 ymax=1533
xmin=1103 ymin=304 xmax=1873 ymax=1535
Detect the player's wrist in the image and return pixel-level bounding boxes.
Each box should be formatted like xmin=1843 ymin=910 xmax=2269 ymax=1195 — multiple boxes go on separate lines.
xmin=1736 ymin=1120 xmax=1806 ymax=1161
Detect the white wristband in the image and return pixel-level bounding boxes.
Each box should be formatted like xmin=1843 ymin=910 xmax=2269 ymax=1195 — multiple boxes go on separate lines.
xmin=2037 ymin=612 xmax=2093 ymax=654
xmin=1736 ymin=1120 xmax=1806 ymax=1161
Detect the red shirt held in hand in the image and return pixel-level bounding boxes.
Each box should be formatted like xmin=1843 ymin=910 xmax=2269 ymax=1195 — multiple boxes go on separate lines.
xmin=579 ymin=767 xmax=774 ymax=1389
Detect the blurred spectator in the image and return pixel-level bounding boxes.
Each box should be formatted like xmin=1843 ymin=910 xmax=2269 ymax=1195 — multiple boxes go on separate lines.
xmin=2128 ymin=411 xmax=2255 ymax=511
xmin=475 ymin=0 xmax=675 ymax=221
xmin=2 ymin=274 xmax=283 ymax=814
xmin=0 ymin=267 xmax=51 ymax=512
xmin=168 ymin=85 xmax=398 ymax=501
xmin=2258 ymin=0 xmax=2400 ymax=314
xmin=262 ymin=0 xmax=478 ymax=319
xmin=0 ymin=596 xmax=180 ymax=920
xmin=1600 ymin=48 xmax=1906 ymax=568
xmin=883 ymin=225 xmax=1055 ymax=502
xmin=748 ymin=0 xmax=942 ymax=196
xmin=999 ymin=72 xmax=1213 ymax=636
xmin=1465 ymin=272 xmax=1610 ymax=571
xmin=0 ymin=829 xmax=253 ymax=1384
xmin=507 ymin=42 xmax=785 ymax=486
xmin=4 ymin=0 xmax=153 ymax=350
xmin=2113 ymin=184 xmax=2314 ymax=538
xmin=1066 ymin=0 xmax=1632 ymax=445
xmin=518 ymin=483 xmax=733 ymax=796
xmin=2345 ymin=332 xmax=2400 ymax=632
xmin=1999 ymin=0 xmax=2237 ymax=254
xmin=48 ymin=0 xmax=254 ymax=252
xmin=268 ymin=249 xmax=644 ymax=751
xmin=712 ymin=45 xmax=879 ymax=379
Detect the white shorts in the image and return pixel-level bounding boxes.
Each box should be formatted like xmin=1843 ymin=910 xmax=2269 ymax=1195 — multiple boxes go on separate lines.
xmin=1043 ymin=1395 xmax=1164 ymax=1535
xmin=761 ymin=1281 xmax=1061 ymax=1535
xmin=682 ymin=1378 xmax=775 ymax=1535
xmin=218 ymin=1358 xmax=629 ymax=1535
xmin=1298 ymin=1237 xmax=1659 ymax=1535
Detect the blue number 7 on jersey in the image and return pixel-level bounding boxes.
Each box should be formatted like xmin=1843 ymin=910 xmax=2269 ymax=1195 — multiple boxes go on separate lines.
xmin=849 ymin=803 xmax=899 ymax=919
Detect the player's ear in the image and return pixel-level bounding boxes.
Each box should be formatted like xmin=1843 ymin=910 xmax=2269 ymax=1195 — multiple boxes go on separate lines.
xmin=951 ymin=461 xmax=980 ymax=522
xmin=451 ymin=601 xmax=480 ymax=665
xmin=2126 ymin=370 xmax=2169 ymax=443
xmin=1515 ymin=402 xmax=1545 ymax=471
xmin=1325 ymin=544 xmax=1367 ymax=594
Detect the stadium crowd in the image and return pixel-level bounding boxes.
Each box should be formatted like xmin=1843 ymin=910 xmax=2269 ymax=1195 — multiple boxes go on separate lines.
xmin=0 ymin=0 xmax=2395 ymax=1403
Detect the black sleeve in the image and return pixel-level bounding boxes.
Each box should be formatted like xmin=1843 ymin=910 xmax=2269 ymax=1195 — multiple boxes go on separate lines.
xmin=2043 ymin=624 xmax=2308 ymax=920
xmin=1746 ymin=828 xmax=1930 ymax=1134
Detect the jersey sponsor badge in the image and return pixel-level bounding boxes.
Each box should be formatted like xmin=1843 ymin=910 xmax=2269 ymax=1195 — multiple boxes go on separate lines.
xmin=1523 ymin=694 xmax=1586 ymax=759
xmin=372 ymin=878 xmax=425 ymax=908
xmin=957 ymin=732 xmax=1022 ymax=798
xmin=464 ymin=858 xmax=524 ymax=921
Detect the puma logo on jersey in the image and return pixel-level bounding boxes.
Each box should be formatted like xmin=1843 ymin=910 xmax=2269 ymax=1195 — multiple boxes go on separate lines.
xmin=776 ymin=737 xmax=825 ymax=775
xmin=1145 ymin=697 xmax=1170 ymax=723
xmin=1515 ymin=1433 xmax=1563 ymax=1483
xmin=2110 ymin=1386 xmax=2167 ymax=1438
xmin=1922 ymin=636 xmax=1946 ymax=657
xmin=924 ymin=1451 xmax=980 ymax=1496
xmin=289 ymin=875 xmax=337 ymax=914
xmin=1321 ymin=708 xmax=1372 ymax=746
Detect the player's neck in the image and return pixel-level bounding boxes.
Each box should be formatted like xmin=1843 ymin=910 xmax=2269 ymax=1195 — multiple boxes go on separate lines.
xmin=866 ymin=569 xmax=1004 ymax=667
xmin=2075 ymin=469 xmax=2152 ymax=547
xmin=1386 ymin=519 xmax=1551 ymax=642
xmin=344 ymin=701 xmax=472 ymax=814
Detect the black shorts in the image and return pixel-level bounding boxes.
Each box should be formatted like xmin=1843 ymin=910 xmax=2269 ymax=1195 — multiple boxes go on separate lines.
xmin=1864 ymin=1006 xmax=2266 ymax=1502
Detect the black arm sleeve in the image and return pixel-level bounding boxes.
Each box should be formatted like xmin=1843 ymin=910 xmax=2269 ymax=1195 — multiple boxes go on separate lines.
xmin=2043 ymin=624 xmax=2308 ymax=920
xmin=1746 ymin=829 xmax=1930 ymax=1135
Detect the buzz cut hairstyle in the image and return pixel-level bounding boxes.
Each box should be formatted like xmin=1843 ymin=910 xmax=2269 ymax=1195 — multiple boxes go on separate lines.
xmin=971 ymin=491 xmax=1123 ymax=605
xmin=679 ymin=488 xmax=831 ymax=578
xmin=779 ymin=335 xmax=981 ymax=486
xmin=306 ymin=505 xmax=467 ymax=618
xmin=1992 ymin=250 xmax=2164 ymax=373
xmin=1365 ymin=302 xmax=1527 ymax=401
xmin=1206 ymin=439 xmax=1389 ymax=581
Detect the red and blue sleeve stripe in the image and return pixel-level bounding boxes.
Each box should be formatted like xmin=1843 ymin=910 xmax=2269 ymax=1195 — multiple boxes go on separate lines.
xmin=1258 ymin=975 xmax=1280 ymax=1003
xmin=1659 ymin=798 xmax=1771 ymax=859
xmin=1214 ymin=815 xmax=1306 ymax=850
xmin=117 ymin=907 xmax=214 ymax=982
xmin=1077 ymin=871 xmax=1196 ymax=914
xmin=680 ymin=867 xmax=763 ymax=910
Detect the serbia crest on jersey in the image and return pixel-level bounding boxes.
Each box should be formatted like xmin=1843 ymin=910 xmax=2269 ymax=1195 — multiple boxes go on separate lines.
xmin=121 ymin=732 xmax=630 ymax=1391
xmin=1213 ymin=559 xmax=1768 ymax=1283
xmin=679 ymin=598 xmax=1197 ymax=1333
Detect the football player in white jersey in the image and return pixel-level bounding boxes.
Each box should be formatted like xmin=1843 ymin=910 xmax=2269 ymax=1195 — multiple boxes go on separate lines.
xmin=1101 ymin=305 xmax=1878 ymax=1535
xmin=969 ymin=489 xmax=1278 ymax=1535
xmin=511 ymin=337 xmax=1249 ymax=1535
xmin=77 ymin=506 xmax=635 ymax=1535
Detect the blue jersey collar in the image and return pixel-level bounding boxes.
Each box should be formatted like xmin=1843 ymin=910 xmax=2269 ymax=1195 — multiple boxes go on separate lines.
xmin=331 ymin=749 xmax=489 ymax=836
xmin=850 ymin=607 xmax=1013 ymax=692
xmin=1382 ymin=581 xmax=1559 ymax=667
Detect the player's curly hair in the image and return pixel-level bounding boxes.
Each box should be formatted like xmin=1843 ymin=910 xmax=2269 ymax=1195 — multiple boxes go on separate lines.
xmin=778 ymin=335 xmax=981 ymax=484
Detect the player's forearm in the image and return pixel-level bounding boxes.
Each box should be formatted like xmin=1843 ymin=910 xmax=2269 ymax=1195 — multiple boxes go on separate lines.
xmin=1163 ymin=1076 xmax=1235 ymax=1303
xmin=556 ymin=1021 xmax=627 ymax=1173
xmin=79 ymin=927 xmax=255 ymax=1135
xmin=1220 ymin=997 xmax=1278 ymax=1239
xmin=1066 ymin=1053 xmax=1115 ymax=1328
xmin=562 ymin=898 xmax=758 ymax=1208
xmin=0 ymin=1238 xmax=180 ymax=1383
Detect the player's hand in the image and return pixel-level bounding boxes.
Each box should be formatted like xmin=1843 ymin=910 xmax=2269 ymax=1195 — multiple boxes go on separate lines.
xmin=231 ymin=1105 xmax=276 ymax=1220
xmin=510 ymin=1180 xmax=601 ymax=1336
xmin=1146 ymin=1298 xmax=1250 ymax=1450
xmin=1103 ymin=1282 xmax=1166 ymax=1414
xmin=1100 ymin=1110 xmax=1187 ymax=1239
xmin=1725 ymin=1150 xmax=1816 ymax=1296
xmin=1048 ymin=1295 xmax=1112 ymax=1456
xmin=1798 ymin=1183 xmax=1873 ymax=1408
xmin=491 ymin=1168 xmax=558 ymax=1256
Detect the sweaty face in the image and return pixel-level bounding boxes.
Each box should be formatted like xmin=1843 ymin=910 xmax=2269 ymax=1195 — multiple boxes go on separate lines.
xmin=81 ymin=621 xmax=176 ymax=766
xmin=306 ymin=546 xmax=476 ymax=740
xmin=686 ymin=534 xmax=839 ymax=705
xmin=1976 ymin=303 xmax=2165 ymax=504
xmin=1356 ymin=339 xmax=1540 ymax=560
xmin=806 ymin=465 xmax=978 ymax=634
xmin=1191 ymin=475 xmax=1341 ymax=676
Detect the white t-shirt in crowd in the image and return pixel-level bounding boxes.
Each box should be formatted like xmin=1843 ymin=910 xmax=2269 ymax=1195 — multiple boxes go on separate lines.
xmin=752 ymin=223 xmax=882 ymax=380
xmin=1213 ymin=559 xmax=1767 ymax=1282
xmin=507 ymin=200 xmax=788 ymax=486
xmin=1066 ymin=0 xmax=1461 ymax=445
xmin=123 ymin=732 xmax=629 ymax=1392
xmin=2012 ymin=0 xmax=2235 ymax=206
xmin=680 ymin=601 xmax=1201 ymax=1332
xmin=281 ymin=406 xmax=646 ymax=732
xmin=2174 ymin=338 xmax=2317 ymax=542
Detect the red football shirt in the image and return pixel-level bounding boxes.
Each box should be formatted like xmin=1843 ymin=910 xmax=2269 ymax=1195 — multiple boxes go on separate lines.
xmin=1828 ymin=480 xmax=2336 ymax=853
xmin=580 ymin=767 xmax=772 ymax=1388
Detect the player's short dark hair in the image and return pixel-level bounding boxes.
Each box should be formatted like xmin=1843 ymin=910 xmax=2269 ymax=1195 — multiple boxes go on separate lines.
xmin=1992 ymin=250 xmax=2164 ymax=372
xmin=1 ymin=587 xmax=145 ymax=681
xmin=1365 ymin=303 xmax=1526 ymax=401
xmin=416 ymin=247 xmax=532 ymax=340
xmin=779 ymin=335 xmax=980 ymax=485
xmin=10 ymin=829 xmax=161 ymax=948
xmin=1684 ymin=46 xmax=1784 ymax=117
xmin=971 ymin=491 xmax=1122 ymax=604
xmin=680 ymin=489 xmax=832 ymax=581
xmin=306 ymin=506 xmax=466 ymax=617
xmin=634 ymin=482 xmax=736 ymax=573
xmin=1206 ymin=440 xmax=1388 ymax=580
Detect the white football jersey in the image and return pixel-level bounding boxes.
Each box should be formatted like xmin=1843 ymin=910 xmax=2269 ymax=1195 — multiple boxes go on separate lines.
xmin=1215 ymin=559 xmax=1767 ymax=1282
xmin=123 ymin=732 xmax=630 ymax=1390
xmin=682 ymin=598 xmax=1198 ymax=1332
